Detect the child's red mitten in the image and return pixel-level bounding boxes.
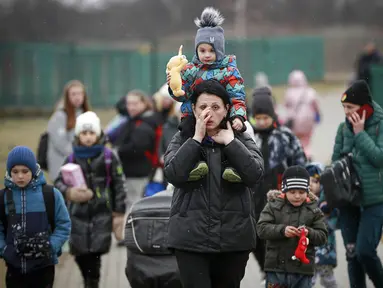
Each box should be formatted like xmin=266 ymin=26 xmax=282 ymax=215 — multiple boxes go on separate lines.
xmin=291 ymin=228 xmax=310 ymax=264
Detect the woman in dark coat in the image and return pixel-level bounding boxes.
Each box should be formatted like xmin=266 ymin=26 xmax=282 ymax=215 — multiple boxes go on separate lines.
xmin=164 ymin=80 xmax=264 ymax=288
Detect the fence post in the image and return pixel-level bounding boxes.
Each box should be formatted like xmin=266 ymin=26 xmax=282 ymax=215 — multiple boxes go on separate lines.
xmin=371 ymin=64 xmax=383 ymax=107
xmin=150 ymin=38 xmax=159 ymax=94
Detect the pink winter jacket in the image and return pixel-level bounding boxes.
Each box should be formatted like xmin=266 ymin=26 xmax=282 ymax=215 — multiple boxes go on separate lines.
xmin=283 ymin=70 xmax=320 ymax=135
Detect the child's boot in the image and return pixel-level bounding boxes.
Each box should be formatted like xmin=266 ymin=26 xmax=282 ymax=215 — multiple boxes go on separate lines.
xmin=188 ymin=161 xmax=209 ymax=181
xmin=222 ymin=167 xmax=242 ymax=183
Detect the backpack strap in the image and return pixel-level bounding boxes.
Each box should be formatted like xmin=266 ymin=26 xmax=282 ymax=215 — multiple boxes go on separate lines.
xmin=0 ymin=189 xmax=7 ymax=237
xmin=104 ymin=148 xmax=113 ymax=188
xmin=68 ymin=153 xmax=75 ymax=163
xmin=4 ymin=188 xmax=16 ymax=235
xmin=42 ymin=184 xmax=56 ymax=233
xmin=6 ymin=188 xmax=16 ymax=218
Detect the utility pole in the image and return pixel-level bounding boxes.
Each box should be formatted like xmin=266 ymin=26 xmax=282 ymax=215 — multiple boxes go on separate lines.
xmin=234 ymin=0 xmax=247 ymax=39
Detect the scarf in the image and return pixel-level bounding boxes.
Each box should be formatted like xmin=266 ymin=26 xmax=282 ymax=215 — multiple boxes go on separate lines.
xmin=73 ymin=145 xmax=104 ymax=159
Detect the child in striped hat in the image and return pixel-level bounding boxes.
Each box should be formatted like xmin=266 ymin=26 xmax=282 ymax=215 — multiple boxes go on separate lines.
xmin=257 ymin=165 xmax=328 ymax=287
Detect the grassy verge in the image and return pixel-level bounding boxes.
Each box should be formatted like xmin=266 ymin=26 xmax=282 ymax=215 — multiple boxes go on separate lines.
xmin=0 ymin=109 xmax=116 ymax=182
xmin=0 ymin=80 xmax=345 ymax=181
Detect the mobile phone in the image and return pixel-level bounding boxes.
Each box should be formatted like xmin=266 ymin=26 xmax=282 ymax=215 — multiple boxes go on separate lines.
xmin=356 ymin=104 xmax=374 ymax=119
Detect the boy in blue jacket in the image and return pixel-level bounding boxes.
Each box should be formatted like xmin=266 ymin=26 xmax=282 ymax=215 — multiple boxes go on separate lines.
xmin=0 ymin=146 xmax=71 ymax=288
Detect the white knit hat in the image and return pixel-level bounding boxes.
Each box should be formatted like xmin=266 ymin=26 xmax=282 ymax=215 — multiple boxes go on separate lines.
xmin=75 ymin=111 xmax=101 ymax=137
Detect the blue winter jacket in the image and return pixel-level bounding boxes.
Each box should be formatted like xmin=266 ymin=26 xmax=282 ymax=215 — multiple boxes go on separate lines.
xmin=314 ymin=190 xmax=338 ymax=267
xmin=0 ymin=167 xmax=71 ymax=273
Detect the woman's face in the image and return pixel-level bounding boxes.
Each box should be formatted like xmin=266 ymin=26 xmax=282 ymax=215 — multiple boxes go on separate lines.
xmin=342 ymin=102 xmax=360 ymax=118
xmin=68 ymin=85 xmax=85 ymax=108
xmin=193 ymin=93 xmax=228 ymax=131
xmin=126 ymin=94 xmax=147 ymax=118
xmin=254 ymin=114 xmax=273 ymax=130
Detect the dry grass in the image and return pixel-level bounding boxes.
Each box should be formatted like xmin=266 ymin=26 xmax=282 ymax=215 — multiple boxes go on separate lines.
xmin=0 ymin=109 xmax=116 ymax=182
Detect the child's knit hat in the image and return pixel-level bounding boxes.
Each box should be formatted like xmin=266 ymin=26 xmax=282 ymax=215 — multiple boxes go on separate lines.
xmin=282 ymin=165 xmax=310 ymax=193
xmin=75 ymin=111 xmax=102 ymax=137
xmin=194 ymin=7 xmax=225 ymax=61
xmin=252 ymin=87 xmax=276 ymax=119
xmin=7 ymin=146 xmax=37 ymax=175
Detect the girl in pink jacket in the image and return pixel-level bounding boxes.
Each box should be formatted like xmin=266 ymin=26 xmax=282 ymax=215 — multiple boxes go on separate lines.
xmin=283 ymin=70 xmax=321 ymax=160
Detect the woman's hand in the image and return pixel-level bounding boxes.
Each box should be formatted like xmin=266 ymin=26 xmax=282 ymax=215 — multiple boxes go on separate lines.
xmin=211 ymin=121 xmax=235 ymax=146
xmin=193 ymin=108 xmax=211 ymax=143
xmin=348 ymin=110 xmax=365 ymax=135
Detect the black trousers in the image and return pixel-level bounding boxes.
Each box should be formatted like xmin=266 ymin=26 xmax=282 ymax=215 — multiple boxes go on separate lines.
xmin=6 ymin=265 xmax=55 ymax=288
xmin=174 ymin=250 xmax=249 ymax=288
xmin=75 ymin=253 xmax=102 ymax=285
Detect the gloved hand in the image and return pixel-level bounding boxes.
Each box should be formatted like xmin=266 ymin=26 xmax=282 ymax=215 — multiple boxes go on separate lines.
xmin=13 ymin=227 xmax=51 ymax=259
xmin=319 ymin=201 xmax=331 ymax=214
xmin=112 ymin=213 xmax=125 ymax=241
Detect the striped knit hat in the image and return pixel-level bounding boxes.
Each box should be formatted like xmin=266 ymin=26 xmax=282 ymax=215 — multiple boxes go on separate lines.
xmin=281 ymin=165 xmax=310 ymax=193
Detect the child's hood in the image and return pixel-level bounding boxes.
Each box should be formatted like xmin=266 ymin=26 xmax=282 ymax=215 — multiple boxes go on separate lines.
xmin=266 ymin=189 xmax=318 ymax=204
xmin=4 ymin=164 xmax=47 ymax=190
xmin=305 ymin=162 xmax=325 ymax=175
xmin=191 ymin=55 xmax=238 ymax=69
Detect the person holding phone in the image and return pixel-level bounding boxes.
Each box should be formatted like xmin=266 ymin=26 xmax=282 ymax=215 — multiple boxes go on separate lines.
xmin=332 ymin=79 xmax=383 ymax=288
xmin=163 ymin=79 xmax=264 ymax=288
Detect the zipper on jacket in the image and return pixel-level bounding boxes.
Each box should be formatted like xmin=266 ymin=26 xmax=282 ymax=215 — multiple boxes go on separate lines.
xmin=127 ymin=216 xmax=169 ymax=223
xmin=379 ymin=171 xmax=382 ymax=182
xmin=21 ymin=188 xmax=27 ymax=274
xmin=128 ymin=216 xmax=170 ymax=253
xmin=95 ymin=187 xmax=101 ymax=198
xmin=87 ymin=158 xmax=93 ymax=252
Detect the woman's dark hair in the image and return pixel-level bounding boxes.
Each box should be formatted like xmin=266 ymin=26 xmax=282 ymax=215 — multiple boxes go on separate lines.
xmin=191 ymin=79 xmax=230 ymax=105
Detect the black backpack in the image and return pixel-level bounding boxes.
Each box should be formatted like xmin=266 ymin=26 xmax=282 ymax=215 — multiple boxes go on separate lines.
xmin=37 ymin=132 xmax=49 ymax=170
xmin=0 ymin=184 xmax=56 ymax=236
xmin=321 ymin=155 xmax=361 ymax=209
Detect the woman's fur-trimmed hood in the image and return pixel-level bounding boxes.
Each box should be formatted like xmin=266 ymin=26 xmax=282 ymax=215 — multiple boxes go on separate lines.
xmin=266 ymin=189 xmax=318 ymax=203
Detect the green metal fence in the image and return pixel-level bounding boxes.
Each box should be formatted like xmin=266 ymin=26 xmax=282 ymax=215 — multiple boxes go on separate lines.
xmin=371 ymin=65 xmax=383 ymax=108
xmin=0 ymin=36 xmax=324 ymax=109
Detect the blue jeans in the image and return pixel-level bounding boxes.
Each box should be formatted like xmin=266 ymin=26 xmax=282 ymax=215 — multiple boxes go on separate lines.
xmin=339 ymin=204 xmax=383 ymax=288
xmin=265 ymin=272 xmax=312 ymax=288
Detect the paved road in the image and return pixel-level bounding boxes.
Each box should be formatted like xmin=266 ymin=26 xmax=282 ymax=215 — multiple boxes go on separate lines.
xmin=241 ymin=91 xmax=383 ymax=287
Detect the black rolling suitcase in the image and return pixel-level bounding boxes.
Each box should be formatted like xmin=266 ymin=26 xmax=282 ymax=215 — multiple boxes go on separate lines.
xmin=125 ymin=189 xmax=181 ymax=288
